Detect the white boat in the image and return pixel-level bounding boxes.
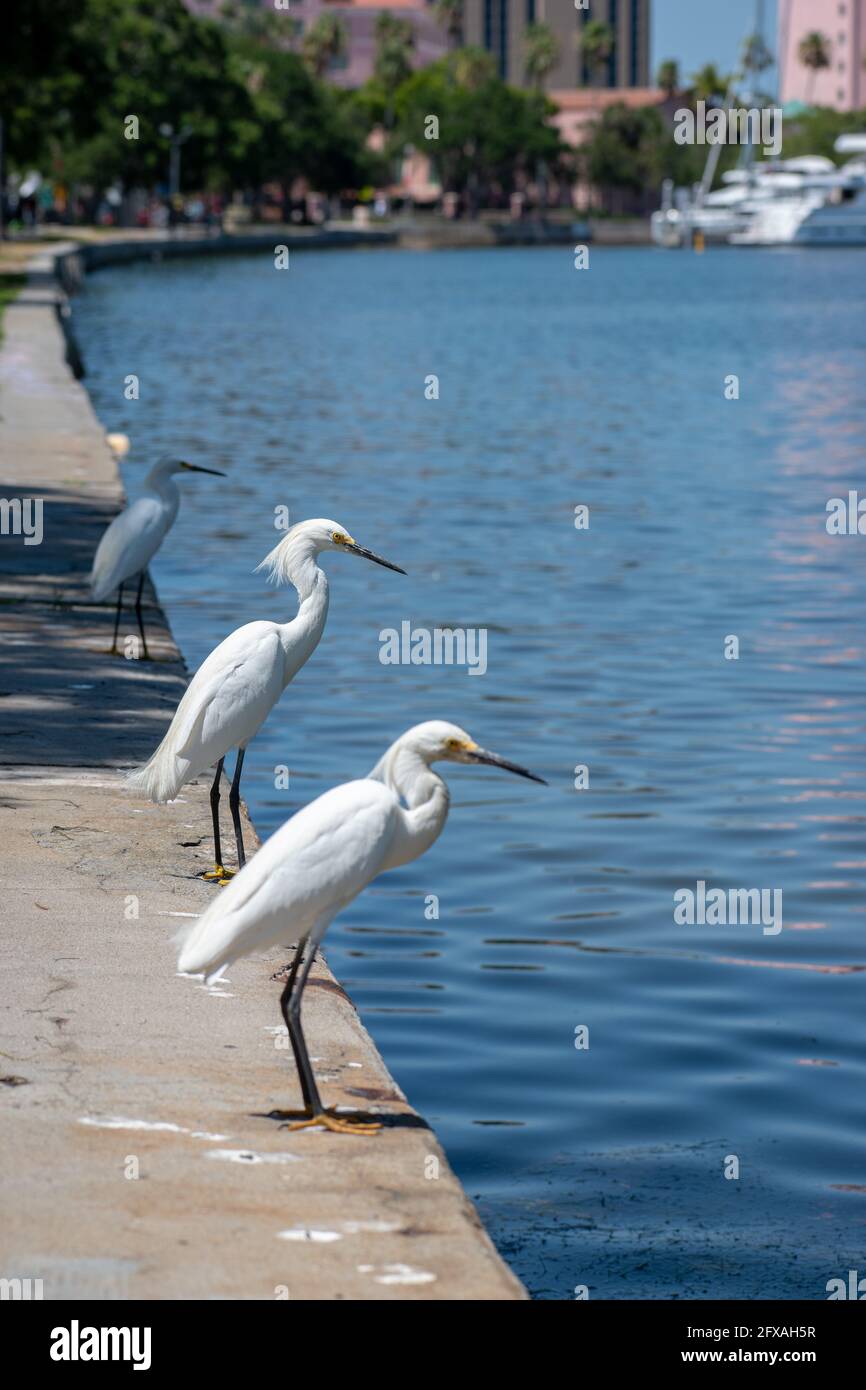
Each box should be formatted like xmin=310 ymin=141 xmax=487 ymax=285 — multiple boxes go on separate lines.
xmin=729 ymin=138 xmax=866 ymax=246
xmin=651 ymin=180 xmax=752 ymax=248
xmin=653 ymin=138 xmax=866 ymax=249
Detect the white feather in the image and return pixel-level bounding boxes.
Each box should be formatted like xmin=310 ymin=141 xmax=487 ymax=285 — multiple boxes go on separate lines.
xmin=177 ymin=779 xmax=400 ymax=978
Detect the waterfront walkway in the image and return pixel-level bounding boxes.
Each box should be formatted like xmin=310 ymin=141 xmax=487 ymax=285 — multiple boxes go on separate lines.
xmin=0 ymin=254 xmax=524 ymax=1300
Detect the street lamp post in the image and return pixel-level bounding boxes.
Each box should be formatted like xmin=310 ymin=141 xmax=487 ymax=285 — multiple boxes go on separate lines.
xmin=159 ymin=123 xmax=192 ymax=201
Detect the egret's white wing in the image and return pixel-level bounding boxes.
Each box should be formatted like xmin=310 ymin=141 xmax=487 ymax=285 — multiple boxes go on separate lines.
xmin=126 ymin=621 xmax=286 ymax=801
xmin=171 ymin=622 xmax=285 ymax=767
xmin=90 ymin=495 xmax=174 ymax=601
xmin=177 ymin=779 xmax=400 ymax=978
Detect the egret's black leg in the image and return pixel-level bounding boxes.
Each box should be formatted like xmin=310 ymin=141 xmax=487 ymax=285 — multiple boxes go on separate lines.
xmin=229 ymin=748 xmax=246 ymax=870
xmin=277 ymin=939 xmax=313 ymax=1110
xmin=111 ymin=582 xmax=124 ymax=654
xmin=202 ymin=759 xmax=230 ymax=882
xmin=134 ymin=572 xmax=150 ymax=660
xmin=286 ymin=945 xmax=324 ymax=1115
xmin=276 ymin=944 xmax=380 ymax=1135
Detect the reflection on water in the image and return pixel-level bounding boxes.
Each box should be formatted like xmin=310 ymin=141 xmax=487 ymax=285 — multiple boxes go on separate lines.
xmin=73 ymin=246 xmax=866 ymax=1299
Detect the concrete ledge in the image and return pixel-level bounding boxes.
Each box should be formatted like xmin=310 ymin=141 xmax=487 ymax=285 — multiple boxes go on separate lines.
xmin=0 ymin=253 xmax=526 ymax=1300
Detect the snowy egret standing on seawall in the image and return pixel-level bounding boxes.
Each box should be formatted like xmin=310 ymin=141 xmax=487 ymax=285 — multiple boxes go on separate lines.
xmin=177 ymin=721 xmax=546 ymax=1134
xmin=127 ymin=519 xmax=405 ymax=880
xmin=90 ymin=454 xmax=225 ymax=659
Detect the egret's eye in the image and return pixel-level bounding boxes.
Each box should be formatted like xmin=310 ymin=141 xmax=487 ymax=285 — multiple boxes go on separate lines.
xmin=445 ymin=738 xmax=464 ymax=751
xmin=332 ymin=532 xmax=350 ymax=546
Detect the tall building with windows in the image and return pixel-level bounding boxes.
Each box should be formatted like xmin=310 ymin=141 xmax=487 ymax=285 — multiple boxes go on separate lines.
xmin=185 ymin=0 xmax=449 ymax=89
xmin=462 ymin=0 xmax=650 ymax=91
xmin=778 ymin=0 xmax=866 ymax=111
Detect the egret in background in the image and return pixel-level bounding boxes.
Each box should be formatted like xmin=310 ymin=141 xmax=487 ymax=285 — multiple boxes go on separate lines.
xmin=127 ymin=519 xmax=405 ymax=881
xmin=177 ymin=721 xmax=546 ymax=1133
xmin=90 ymin=454 xmax=225 ymax=659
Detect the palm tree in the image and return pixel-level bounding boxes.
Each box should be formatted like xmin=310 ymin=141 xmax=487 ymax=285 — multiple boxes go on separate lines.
xmin=434 ymin=0 xmax=464 ymax=52
xmin=374 ymin=12 xmax=416 ymax=91
xmin=689 ymin=63 xmax=730 ymax=106
xmin=524 ymin=21 xmax=559 ymax=92
xmin=798 ymin=31 xmax=831 ymax=104
xmin=375 ymin=13 xmax=416 ymax=128
xmin=741 ymin=32 xmax=773 ymax=78
xmin=580 ymin=19 xmax=615 ymax=87
xmin=656 ymin=59 xmax=679 ymax=98
xmin=219 ymin=1 xmax=284 ymax=47
xmin=301 ymin=14 xmax=347 ymax=80
xmin=453 ymin=47 xmax=495 ymax=92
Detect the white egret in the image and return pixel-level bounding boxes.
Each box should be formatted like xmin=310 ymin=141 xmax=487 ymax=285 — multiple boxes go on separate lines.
xmin=177 ymin=721 xmax=546 ymax=1134
xmin=127 ymin=519 xmax=405 ymax=881
xmin=90 ymin=454 xmax=225 ymax=659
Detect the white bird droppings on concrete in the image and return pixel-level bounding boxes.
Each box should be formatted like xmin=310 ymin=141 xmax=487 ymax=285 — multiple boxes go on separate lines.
xmin=79 ymin=1117 xmax=229 ymax=1142
xmin=358 ymin=1263 xmax=437 ymax=1285
xmin=342 ymin=1220 xmax=402 ymax=1235
xmin=277 ymin=1228 xmax=342 ymax=1243
xmin=207 ymin=1149 xmax=300 ymax=1166
xmin=80 ymin=1116 xmax=186 ymax=1134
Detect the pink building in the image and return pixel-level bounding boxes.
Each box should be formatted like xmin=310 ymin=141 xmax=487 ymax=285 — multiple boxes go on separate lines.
xmin=186 ymin=0 xmax=449 ymax=88
xmin=778 ymin=0 xmax=866 ymax=111
xmin=295 ymin=0 xmax=448 ymax=89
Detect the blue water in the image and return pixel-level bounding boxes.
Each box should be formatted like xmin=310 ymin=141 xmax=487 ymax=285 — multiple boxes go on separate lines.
xmin=72 ymin=246 xmax=866 ymax=1299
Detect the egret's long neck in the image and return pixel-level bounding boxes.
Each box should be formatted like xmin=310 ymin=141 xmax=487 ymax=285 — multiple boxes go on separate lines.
xmin=275 ymin=542 xmax=330 ymax=675
xmin=143 ymin=466 xmax=180 ymax=507
xmin=378 ymin=744 xmax=450 ymax=870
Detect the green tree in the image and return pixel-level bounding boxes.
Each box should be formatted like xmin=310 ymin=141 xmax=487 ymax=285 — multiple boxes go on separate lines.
xmin=53 ymin=0 xmax=258 ymax=191
xmin=0 ymin=0 xmax=368 ymax=209
xmin=798 ymin=31 xmax=831 ymax=103
xmin=583 ymin=100 xmax=726 ymax=214
xmin=393 ymin=52 xmax=563 ymax=211
xmin=374 ymin=13 xmax=416 ymax=92
xmin=453 ymin=47 xmax=496 ymax=91
xmin=689 ymin=63 xmax=731 ymax=105
xmin=741 ymin=32 xmax=773 ymax=78
xmin=301 ymin=13 xmax=347 ymax=80
xmin=580 ymin=19 xmax=615 ymax=86
xmin=374 ymin=12 xmax=416 ymax=128
xmin=524 ymin=21 xmax=559 ymax=91
xmin=231 ymin=38 xmax=367 ymax=201
xmin=433 ymin=0 xmax=464 ymax=51
xmin=218 ymin=0 xmax=287 ymax=47
xmin=655 ymin=59 xmax=679 ymax=98
xmin=776 ymin=104 xmax=866 ymax=162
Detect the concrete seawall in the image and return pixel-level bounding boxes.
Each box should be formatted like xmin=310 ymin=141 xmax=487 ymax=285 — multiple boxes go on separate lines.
xmin=0 ymin=253 xmax=526 ymax=1300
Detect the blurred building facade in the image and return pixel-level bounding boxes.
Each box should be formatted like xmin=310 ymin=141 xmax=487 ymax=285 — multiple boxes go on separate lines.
xmin=778 ymin=0 xmax=866 ymax=111
xmin=187 ymin=0 xmax=650 ymax=93
xmin=462 ymin=0 xmax=650 ymax=90
xmin=186 ymin=0 xmax=450 ymax=87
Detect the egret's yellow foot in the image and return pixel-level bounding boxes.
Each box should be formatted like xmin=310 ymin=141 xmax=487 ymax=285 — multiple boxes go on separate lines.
xmin=202 ymin=864 xmax=234 ymax=883
xmin=277 ymin=1108 xmax=381 ymax=1135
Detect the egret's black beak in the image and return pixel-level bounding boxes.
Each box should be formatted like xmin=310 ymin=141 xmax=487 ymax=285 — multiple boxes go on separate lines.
xmin=345 ymin=541 xmax=406 ymax=575
xmin=466 ymin=747 xmax=547 ymax=785
xmin=180 ymin=462 xmax=226 ymax=476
